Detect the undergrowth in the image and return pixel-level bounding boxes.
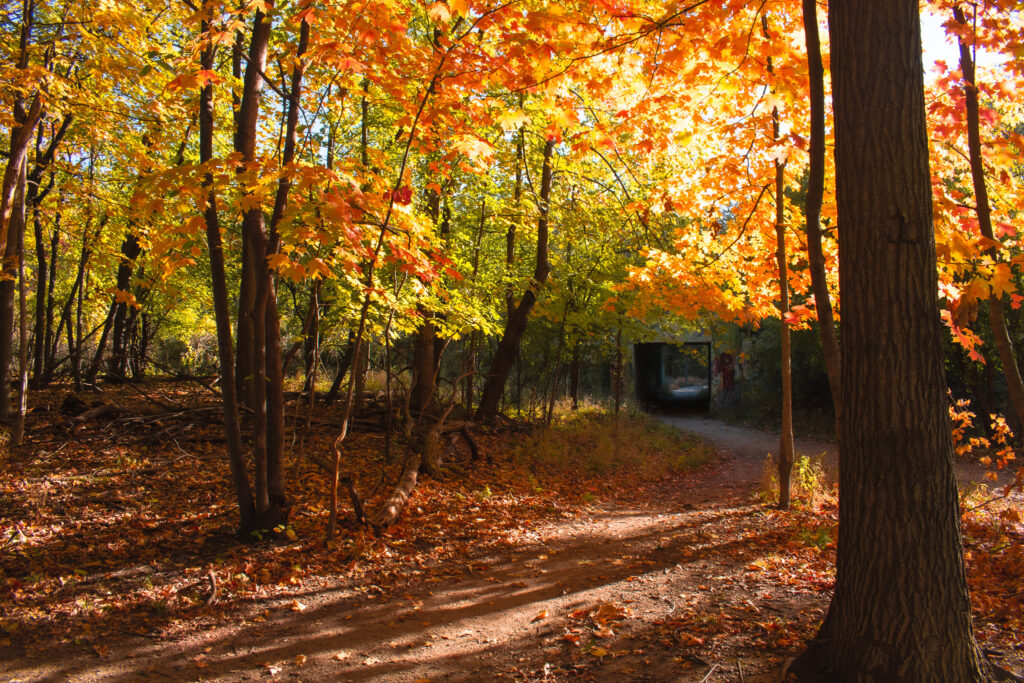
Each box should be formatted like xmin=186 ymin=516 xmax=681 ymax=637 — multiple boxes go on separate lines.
xmin=514 ymin=403 xmax=716 ymax=481
xmin=757 ymin=453 xmax=837 ymax=510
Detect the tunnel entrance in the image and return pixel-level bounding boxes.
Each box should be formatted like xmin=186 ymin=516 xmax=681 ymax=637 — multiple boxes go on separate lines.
xmin=634 ymin=341 xmax=712 ymax=412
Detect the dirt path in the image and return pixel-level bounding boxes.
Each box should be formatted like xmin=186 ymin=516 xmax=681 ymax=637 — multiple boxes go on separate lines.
xmin=663 ymin=414 xmax=1019 ymax=492
xmin=8 ymin=416 xmax=1011 ymax=683
xmin=5 ymin=417 xmax=826 ymax=683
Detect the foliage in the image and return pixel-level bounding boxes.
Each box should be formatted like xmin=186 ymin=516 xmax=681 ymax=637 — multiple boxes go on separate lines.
xmin=515 ymin=402 xmax=716 ymax=479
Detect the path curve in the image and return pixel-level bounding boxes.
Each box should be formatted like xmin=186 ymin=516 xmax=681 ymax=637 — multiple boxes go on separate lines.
xmin=659 ymin=413 xmax=1017 ymax=492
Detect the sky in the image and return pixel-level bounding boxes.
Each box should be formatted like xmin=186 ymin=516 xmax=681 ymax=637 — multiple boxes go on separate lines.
xmin=920 ymin=10 xmax=1007 ymax=74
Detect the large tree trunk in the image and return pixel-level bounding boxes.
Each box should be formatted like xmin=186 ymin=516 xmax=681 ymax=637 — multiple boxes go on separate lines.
xmin=233 ymin=5 xmax=288 ymax=527
xmin=476 ymin=138 xmax=555 ymax=421
xmin=789 ymin=1 xmax=991 ymax=679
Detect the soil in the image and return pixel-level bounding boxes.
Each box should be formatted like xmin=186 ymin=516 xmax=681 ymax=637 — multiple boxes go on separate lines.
xmin=2 ymin=411 xmax=1019 ymax=683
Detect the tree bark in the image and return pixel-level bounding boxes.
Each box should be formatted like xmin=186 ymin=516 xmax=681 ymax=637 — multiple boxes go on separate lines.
xmin=952 ymin=5 xmax=1024 ymax=434
xmin=476 ymin=137 xmax=555 ymax=421
xmin=789 ymin=1 xmax=992 ymax=679
xmin=410 ymin=191 xmax=443 ymax=413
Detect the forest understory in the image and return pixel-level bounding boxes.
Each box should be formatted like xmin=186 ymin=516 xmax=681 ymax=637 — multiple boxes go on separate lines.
xmin=1 ymin=382 xmax=1021 ymax=682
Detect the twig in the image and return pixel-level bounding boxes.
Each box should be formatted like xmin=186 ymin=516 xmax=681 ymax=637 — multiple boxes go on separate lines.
xmin=699 ymin=663 xmax=719 ymax=683
xmin=737 ymin=659 xmax=745 ymax=683
xmin=205 ymin=570 xmax=219 ymax=605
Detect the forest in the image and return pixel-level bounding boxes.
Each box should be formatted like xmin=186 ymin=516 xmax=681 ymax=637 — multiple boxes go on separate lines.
xmin=1 ymin=0 xmax=1023 ymax=680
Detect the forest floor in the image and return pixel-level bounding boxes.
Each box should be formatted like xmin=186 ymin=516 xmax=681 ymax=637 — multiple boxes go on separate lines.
xmin=1 ymin=382 xmax=1022 ymax=682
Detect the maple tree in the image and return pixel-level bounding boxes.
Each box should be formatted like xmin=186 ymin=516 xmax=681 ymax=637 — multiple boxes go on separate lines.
xmin=0 ymin=0 xmax=1023 ymax=679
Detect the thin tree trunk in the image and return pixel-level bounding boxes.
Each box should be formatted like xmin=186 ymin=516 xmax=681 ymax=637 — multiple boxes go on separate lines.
xmin=14 ymin=163 xmax=28 ymax=445
xmin=198 ymin=6 xmax=256 ymax=534
xmin=801 ymin=0 xmax=841 ymax=418
xmin=41 ymin=206 xmax=59 ymax=382
xmin=325 ymin=332 xmax=356 ymax=405
xmin=0 ymin=194 xmax=20 ymax=419
xmin=789 ymin=1 xmax=991 ymax=678
xmin=570 ymin=344 xmax=581 ymax=409
xmin=764 ymin=13 xmax=795 ymax=509
xmin=476 ymin=138 xmax=555 ymax=421
xmin=953 ymin=5 xmax=1024 ymax=433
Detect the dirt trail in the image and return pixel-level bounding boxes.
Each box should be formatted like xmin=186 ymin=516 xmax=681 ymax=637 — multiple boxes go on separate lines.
xmin=9 ymin=415 xmax=1006 ymax=683
xmin=662 ymin=414 xmax=1017 ymax=492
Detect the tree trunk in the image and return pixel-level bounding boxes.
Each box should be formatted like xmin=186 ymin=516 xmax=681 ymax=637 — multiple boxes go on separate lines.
xmin=198 ymin=8 xmax=256 ymax=534
xmin=14 ymin=163 xmax=28 ymax=444
xmin=410 ymin=189 xmax=443 ymax=414
xmin=801 ymin=0 xmax=841 ymax=416
xmin=109 ymin=234 xmax=142 ymax=378
xmin=0 ymin=191 xmax=20 ymax=420
xmin=88 ymin=233 xmax=141 ymax=384
xmin=410 ymin=317 xmax=437 ymax=412
xmin=41 ymin=206 xmax=59 ymax=383
xmin=31 ymin=191 xmax=47 ymax=388
xmin=29 ymin=116 xmax=70 ymax=389
xmin=232 ymin=5 xmax=291 ymax=529
xmin=789 ymin=1 xmax=991 ymax=679
xmin=476 ymin=138 xmax=555 ymax=421
xmin=325 ymin=332 xmax=356 ymax=405
xmin=952 ymin=5 xmax=1024 ymax=434
xmin=765 ymin=12 xmax=795 ymax=509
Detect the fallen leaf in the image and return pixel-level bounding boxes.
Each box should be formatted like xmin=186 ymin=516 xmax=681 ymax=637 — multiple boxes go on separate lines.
xmin=294 ymin=654 xmax=307 ymax=666
xmin=531 ymin=609 xmax=548 ymax=622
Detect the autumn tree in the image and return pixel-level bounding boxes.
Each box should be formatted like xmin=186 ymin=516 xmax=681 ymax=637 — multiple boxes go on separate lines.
xmin=790 ymin=0 xmax=992 ymax=679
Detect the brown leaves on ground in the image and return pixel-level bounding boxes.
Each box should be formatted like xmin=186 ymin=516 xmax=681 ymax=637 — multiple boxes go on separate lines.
xmin=0 ymin=382 xmax=1021 ymax=680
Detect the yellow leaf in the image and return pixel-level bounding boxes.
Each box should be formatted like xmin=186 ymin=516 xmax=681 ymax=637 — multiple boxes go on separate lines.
xmin=294 ymin=654 xmax=307 ymax=666
xmin=590 ymin=646 xmax=609 ymax=657
xmin=531 ymin=609 xmax=548 ymax=622
xmin=449 ymin=0 xmax=468 ymax=15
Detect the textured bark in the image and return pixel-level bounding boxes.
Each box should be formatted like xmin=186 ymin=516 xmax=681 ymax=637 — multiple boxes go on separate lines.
xmin=789 ymin=1 xmax=991 ymax=680
xmin=411 ymin=191 xmax=442 ymax=413
xmin=476 ymin=138 xmax=555 ymax=421
xmin=952 ymin=5 xmax=1024 ymax=433
xmin=801 ymin=0 xmax=841 ymax=415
